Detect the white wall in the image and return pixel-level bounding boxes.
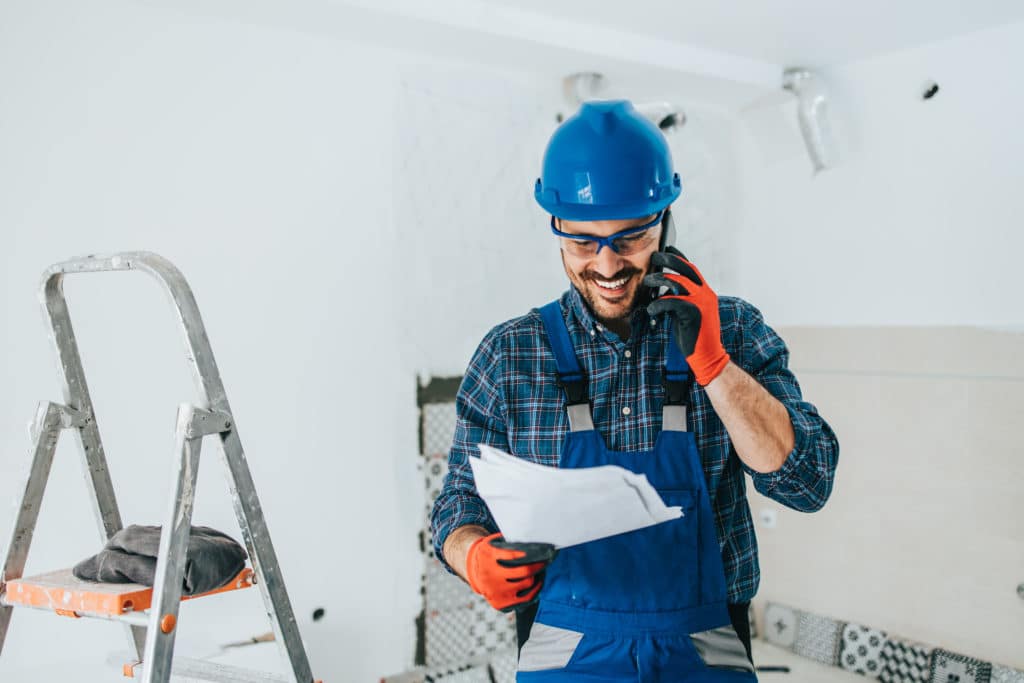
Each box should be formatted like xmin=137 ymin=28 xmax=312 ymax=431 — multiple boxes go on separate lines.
xmin=733 ymin=20 xmax=1024 ymax=328
xmin=725 ymin=21 xmax=1024 ymax=671
xmin=2 ymin=0 xmax=743 ymax=679
xmin=0 ymin=2 xmax=401 ymax=680
xmin=0 ymin=1 xmax=575 ymax=680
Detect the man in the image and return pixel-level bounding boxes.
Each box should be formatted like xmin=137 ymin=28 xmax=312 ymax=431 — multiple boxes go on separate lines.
xmin=431 ymin=100 xmax=839 ymax=681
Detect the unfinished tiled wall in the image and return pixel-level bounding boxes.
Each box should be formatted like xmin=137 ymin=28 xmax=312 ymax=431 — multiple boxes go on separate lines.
xmin=749 ymin=326 xmax=1024 ymax=669
xmin=413 ymin=382 xmax=518 ymax=682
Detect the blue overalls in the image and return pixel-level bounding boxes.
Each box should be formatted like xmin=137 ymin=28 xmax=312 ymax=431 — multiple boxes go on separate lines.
xmin=516 ymin=302 xmax=758 ymax=682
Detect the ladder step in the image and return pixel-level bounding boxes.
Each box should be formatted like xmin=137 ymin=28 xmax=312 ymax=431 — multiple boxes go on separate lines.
xmin=116 ymin=655 xmax=293 ymax=682
xmin=1 ymin=567 xmax=254 ymax=618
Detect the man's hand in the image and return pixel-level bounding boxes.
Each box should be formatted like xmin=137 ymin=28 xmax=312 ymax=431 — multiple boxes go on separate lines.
xmin=465 ymin=532 xmax=557 ymax=612
xmin=644 ymin=247 xmax=730 ymax=386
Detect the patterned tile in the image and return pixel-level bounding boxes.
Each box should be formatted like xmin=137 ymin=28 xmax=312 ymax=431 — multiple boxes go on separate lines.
xmin=426 ymin=607 xmax=474 ymax=667
xmin=422 ymin=452 xmax=450 ymax=528
xmin=465 ymin=601 xmax=516 ymax=659
xmin=879 ymin=636 xmax=932 ymax=683
xmin=993 ymin=664 xmax=1024 ymax=683
xmin=839 ymin=623 xmax=888 ymax=677
xmin=930 ymin=648 xmax=993 ymax=683
xmin=425 ymin=557 xmax=475 ymax=612
xmin=489 ymin=648 xmax=518 ymax=683
xmin=424 ymin=650 xmax=516 ymax=683
xmin=792 ymin=610 xmax=843 ymax=666
xmin=423 ymin=664 xmax=491 ymax=683
xmin=424 ymin=454 xmax=449 ymax=501
xmin=419 ymin=398 xmax=517 ymax=678
xmin=763 ymin=602 xmax=798 ymax=649
xmin=423 ymin=403 xmax=457 ymax=456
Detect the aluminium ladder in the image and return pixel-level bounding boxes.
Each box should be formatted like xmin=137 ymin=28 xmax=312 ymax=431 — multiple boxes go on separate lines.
xmin=0 ymin=252 xmax=319 ymax=682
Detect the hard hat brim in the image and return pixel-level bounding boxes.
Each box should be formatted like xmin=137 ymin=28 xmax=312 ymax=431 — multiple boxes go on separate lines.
xmin=535 ymin=187 xmax=680 ymax=222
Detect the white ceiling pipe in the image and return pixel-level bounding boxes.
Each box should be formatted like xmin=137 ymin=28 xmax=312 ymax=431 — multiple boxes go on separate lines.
xmin=782 ymin=68 xmax=837 ymax=173
xmin=562 ymin=72 xmax=686 ymax=133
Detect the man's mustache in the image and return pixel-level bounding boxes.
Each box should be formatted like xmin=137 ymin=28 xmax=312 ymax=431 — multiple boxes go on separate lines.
xmin=582 ymin=267 xmax=642 ymax=282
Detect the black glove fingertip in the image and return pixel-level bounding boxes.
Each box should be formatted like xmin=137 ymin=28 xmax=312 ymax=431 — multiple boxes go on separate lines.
xmin=647 ymin=297 xmax=677 ymax=317
xmin=641 ymin=273 xmax=668 ymax=289
xmin=650 ymin=251 xmax=702 ymax=285
xmin=493 ymin=541 xmax=558 ymax=566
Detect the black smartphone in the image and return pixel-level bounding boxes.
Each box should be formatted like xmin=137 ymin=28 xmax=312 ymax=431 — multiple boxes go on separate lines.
xmin=658 ymin=208 xmax=677 ymax=252
xmin=649 ymin=209 xmax=685 ymax=300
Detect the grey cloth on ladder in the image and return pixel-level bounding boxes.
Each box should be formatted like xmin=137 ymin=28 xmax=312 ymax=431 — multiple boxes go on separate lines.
xmin=72 ymin=524 xmax=248 ymax=596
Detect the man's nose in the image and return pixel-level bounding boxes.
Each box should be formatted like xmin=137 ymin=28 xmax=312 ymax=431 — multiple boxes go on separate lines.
xmin=593 ymin=244 xmax=627 ymax=277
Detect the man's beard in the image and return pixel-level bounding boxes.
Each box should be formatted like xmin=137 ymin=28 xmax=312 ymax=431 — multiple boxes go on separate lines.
xmin=564 ymin=257 xmax=646 ymax=326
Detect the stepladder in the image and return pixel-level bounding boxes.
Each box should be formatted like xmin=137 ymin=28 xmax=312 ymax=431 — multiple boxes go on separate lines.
xmin=0 ymin=252 xmax=320 ymax=682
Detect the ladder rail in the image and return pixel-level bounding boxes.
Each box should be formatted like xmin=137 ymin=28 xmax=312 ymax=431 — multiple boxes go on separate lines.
xmin=44 ymin=259 xmax=153 ymax=657
xmin=0 ymin=402 xmax=67 ymax=653
xmin=143 ymin=404 xmax=206 ymax=683
xmin=1 ymin=402 xmax=88 ymax=580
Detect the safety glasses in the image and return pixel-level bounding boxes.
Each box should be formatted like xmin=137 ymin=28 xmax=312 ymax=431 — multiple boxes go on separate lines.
xmin=551 ymin=210 xmax=664 ymax=257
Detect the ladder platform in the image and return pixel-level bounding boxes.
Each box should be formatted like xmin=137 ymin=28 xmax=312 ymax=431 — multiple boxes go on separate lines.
xmin=2 ymin=567 xmax=254 ymax=617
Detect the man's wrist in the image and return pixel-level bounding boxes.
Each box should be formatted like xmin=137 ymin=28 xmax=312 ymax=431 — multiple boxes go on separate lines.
xmin=694 ymin=351 xmax=731 ymax=386
xmin=442 ymin=525 xmax=490 ymax=582
xmin=702 ymin=357 xmax=736 ymax=389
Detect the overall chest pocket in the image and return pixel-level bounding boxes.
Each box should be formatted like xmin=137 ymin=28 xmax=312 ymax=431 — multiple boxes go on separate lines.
xmin=564 ymin=488 xmax=701 ymax=612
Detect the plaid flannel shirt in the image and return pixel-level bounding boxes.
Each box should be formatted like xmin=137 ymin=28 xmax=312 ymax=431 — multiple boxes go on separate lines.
xmin=430 ymin=287 xmax=839 ymax=604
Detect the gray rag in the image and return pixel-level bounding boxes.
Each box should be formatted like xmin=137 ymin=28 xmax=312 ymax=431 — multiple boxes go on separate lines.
xmin=72 ymin=525 xmax=247 ymax=596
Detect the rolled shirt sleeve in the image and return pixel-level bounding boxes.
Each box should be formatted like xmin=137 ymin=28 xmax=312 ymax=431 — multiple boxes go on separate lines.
xmin=430 ymin=329 xmax=506 ymax=572
xmin=729 ymin=299 xmax=840 ymax=512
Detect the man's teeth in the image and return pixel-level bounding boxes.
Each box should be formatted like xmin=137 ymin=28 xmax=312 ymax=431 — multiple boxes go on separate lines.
xmin=595 ymin=276 xmax=629 ymax=290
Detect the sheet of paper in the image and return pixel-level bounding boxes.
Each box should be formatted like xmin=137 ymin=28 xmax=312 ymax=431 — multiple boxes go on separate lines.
xmin=469 ymin=443 xmax=683 ymax=548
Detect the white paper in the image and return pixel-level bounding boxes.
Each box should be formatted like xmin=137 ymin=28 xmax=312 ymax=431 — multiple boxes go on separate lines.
xmin=469 ymin=443 xmax=683 ymax=548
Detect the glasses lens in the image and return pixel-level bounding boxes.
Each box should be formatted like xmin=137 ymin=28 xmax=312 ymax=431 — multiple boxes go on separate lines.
xmin=562 ymin=238 xmax=598 ymax=257
xmin=612 ymin=229 xmax=656 ymax=255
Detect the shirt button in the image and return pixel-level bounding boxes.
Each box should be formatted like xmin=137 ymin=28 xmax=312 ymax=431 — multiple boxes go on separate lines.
xmin=589 ymin=329 xmax=596 ymax=337
xmin=624 ymin=350 xmax=632 ymax=359
xmin=650 ymin=319 xmax=657 ymax=328
xmin=622 ymin=407 xmax=632 ymax=416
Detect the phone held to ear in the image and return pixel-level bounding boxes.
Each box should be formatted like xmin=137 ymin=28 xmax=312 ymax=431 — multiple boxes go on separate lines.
xmin=658 ymin=209 xmax=676 ymax=253
xmin=650 ymin=209 xmax=686 ymax=301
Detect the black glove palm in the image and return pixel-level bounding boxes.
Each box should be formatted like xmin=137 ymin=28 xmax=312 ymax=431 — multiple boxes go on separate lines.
xmin=644 ymin=247 xmax=702 ymax=357
xmin=643 ymin=247 xmax=731 ymax=386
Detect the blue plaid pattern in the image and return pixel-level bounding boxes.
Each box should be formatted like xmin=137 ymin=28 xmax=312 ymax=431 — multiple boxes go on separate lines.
xmin=430 ymin=287 xmax=839 ymax=603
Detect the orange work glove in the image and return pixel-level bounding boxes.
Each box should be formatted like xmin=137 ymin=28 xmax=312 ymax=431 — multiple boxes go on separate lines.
xmin=465 ymin=532 xmax=557 ymax=612
xmin=644 ymin=247 xmax=730 ymax=386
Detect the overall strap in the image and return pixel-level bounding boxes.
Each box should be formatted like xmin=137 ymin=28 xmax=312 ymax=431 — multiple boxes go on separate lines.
xmin=662 ymin=331 xmax=693 ymax=432
xmin=538 ymin=301 xmax=594 ymax=432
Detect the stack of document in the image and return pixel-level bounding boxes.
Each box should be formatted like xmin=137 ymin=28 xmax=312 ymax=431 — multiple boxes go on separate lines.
xmin=469 ymin=443 xmax=683 ymax=549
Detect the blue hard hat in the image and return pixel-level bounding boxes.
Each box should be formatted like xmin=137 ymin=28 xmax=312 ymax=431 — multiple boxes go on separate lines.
xmin=534 ymin=100 xmax=682 ymax=221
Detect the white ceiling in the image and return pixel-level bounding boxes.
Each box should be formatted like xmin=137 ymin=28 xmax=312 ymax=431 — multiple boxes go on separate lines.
xmin=141 ymin=0 xmax=1024 ymax=109
xmin=481 ymin=0 xmax=1024 ymax=67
